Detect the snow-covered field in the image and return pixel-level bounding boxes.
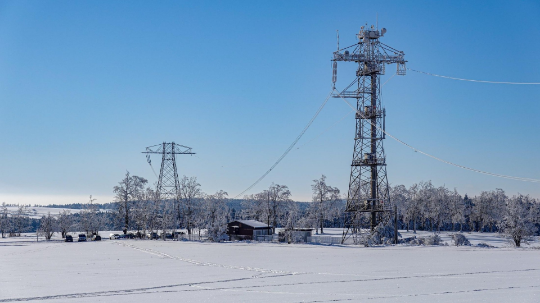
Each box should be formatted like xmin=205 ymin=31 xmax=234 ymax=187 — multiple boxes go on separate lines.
xmin=4 ymin=206 xmax=81 ymax=219
xmin=1 ymin=230 xmax=539 ymax=302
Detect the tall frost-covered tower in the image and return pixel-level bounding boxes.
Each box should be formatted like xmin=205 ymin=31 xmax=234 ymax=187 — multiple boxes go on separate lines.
xmin=332 ymin=25 xmax=406 ymax=230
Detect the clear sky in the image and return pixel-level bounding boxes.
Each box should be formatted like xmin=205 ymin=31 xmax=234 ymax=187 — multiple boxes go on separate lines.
xmin=1 ymin=0 xmax=539 ymax=205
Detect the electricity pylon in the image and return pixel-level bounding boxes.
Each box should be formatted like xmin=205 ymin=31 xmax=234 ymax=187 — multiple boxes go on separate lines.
xmin=142 ymin=142 xmax=195 ymax=204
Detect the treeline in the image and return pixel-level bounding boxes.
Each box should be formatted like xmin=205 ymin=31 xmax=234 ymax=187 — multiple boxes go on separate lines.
xmin=391 ymin=181 xmax=539 ymax=236
xmin=0 ymin=204 xmax=40 ymax=237
xmin=1 ymin=174 xmax=538 ymax=247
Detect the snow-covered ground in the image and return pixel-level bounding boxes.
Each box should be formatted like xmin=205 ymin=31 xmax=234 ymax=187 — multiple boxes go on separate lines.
xmin=1 ymin=230 xmax=539 ymax=302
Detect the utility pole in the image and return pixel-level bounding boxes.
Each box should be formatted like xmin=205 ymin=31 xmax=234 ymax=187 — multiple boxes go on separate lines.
xmin=333 ymin=25 xmax=406 ymax=236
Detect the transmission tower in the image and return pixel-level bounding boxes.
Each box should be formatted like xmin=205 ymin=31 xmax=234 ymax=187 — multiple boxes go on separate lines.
xmin=332 ymin=25 xmax=406 ymax=231
xmin=142 ymin=142 xmax=195 ymax=203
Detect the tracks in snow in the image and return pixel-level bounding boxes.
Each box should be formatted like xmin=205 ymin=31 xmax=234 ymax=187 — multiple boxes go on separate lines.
xmin=113 ymin=241 xmax=303 ymax=276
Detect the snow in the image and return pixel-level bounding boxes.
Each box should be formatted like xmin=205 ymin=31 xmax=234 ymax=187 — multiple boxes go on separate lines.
xmin=1 ymin=230 xmax=539 ymax=302
xmin=4 ymin=206 xmax=81 ymax=219
xmin=232 ymin=219 xmax=271 ymax=228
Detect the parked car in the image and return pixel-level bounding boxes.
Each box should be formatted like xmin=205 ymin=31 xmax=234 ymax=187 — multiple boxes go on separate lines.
xmin=109 ymin=233 xmax=121 ymax=240
xmin=65 ymin=235 xmax=73 ymax=242
xmin=92 ymin=235 xmax=101 ymax=241
xmin=78 ymin=234 xmax=87 ymax=242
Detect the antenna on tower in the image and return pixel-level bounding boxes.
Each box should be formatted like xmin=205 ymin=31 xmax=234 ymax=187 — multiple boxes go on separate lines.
xmin=337 ymin=30 xmax=339 ymax=50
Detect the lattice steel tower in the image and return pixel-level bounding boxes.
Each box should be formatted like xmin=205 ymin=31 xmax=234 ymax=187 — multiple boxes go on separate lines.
xmin=332 ymin=25 xmax=406 ymax=230
xmin=142 ymin=142 xmax=195 ymax=203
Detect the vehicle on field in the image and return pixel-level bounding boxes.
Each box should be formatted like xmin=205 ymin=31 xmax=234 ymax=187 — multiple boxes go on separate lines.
xmin=109 ymin=233 xmax=121 ymax=240
xmin=78 ymin=234 xmax=87 ymax=242
xmin=92 ymin=235 xmax=101 ymax=241
xmin=65 ymin=235 xmax=73 ymax=242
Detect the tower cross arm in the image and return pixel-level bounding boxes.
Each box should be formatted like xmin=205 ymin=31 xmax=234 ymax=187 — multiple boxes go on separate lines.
xmin=332 ymin=52 xmax=405 ymax=64
xmin=141 ymin=143 xmax=196 ymax=154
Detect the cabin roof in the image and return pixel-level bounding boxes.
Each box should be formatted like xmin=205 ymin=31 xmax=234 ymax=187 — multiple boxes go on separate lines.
xmin=230 ymin=220 xmax=271 ymax=229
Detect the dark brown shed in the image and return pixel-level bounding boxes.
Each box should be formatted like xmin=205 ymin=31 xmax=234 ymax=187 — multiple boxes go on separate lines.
xmin=227 ymin=220 xmax=272 ymax=240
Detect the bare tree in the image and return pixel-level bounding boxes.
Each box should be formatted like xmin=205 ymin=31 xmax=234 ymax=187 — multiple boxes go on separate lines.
xmin=404 ymin=183 xmax=423 ymax=233
xmin=12 ymin=205 xmax=30 ymax=236
xmin=501 ymin=194 xmax=535 ymax=247
xmin=268 ymin=183 xmax=291 ymax=233
xmin=203 ymin=190 xmax=229 ymax=242
xmin=390 ymin=184 xmax=409 ymax=230
xmin=0 ymin=202 xmax=9 ymax=238
xmin=447 ymin=188 xmax=464 ymax=231
xmin=310 ymin=175 xmax=340 ymax=234
xmin=80 ymin=195 xmax=101 ymax=236
xmin=283 ymin=201 xmax=302 ymax=243
xmin=57 ymin=209 xmax=73 ymax=238
xmin=179 ymin=176 xmax=202 ymax=236
xmin=240 ymin=194 xmax=264 ymax=221
xmin=114 ymin=172 xmax=148 ymax=234
xmin=39 ymin=212 xmax=56 ymax=240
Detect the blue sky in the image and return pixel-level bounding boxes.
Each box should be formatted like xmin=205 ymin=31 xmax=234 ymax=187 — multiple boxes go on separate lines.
xmin=0 ymin=1 xmax=539 ymax=204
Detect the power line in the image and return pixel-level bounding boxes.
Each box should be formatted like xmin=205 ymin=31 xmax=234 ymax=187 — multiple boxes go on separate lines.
xmin=298 ymin=73 xmax=397 ymax=151
xmin=296 ymin=111 xmax=352 ymax=150
xmin=408 ymin=68 xmax=540 ymax=85
xmin=234 ymin=90 xmax=334 ymax=198
xmin=334 ymin=88 xmax=540 ymax=183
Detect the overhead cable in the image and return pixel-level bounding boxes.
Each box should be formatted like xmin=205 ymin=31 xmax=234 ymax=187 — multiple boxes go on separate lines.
xmin=334 ymin=88 xmax=540 ymax=183
xmin=408 ymin=68 xmax=540 ymax=85
xmin=234 ymin=90 xmax=334 ymax=198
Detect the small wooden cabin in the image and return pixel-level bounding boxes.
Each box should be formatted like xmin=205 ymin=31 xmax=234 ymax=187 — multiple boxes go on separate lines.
xmin=227 ymin=220 xmax=272 ymax=240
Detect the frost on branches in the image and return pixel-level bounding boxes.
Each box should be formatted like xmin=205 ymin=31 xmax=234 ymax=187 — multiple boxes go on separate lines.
xmin=501 ymin=194 xmax=536 ymax=247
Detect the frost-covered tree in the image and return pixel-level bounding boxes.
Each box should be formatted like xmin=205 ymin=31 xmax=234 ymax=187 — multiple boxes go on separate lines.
xmin=404 ymin=183 xmax=423 ymax=233
xmin=447 ymin=189 xmax=464 ymax=231
xmin=427 ymin=185 xmax=449 ymax=232
xmin=310 ymin=175 xmax=340 ymax=234
xmin=114 ymin=172 xmax=148 ymax=234
xmin=12 ymin=205 xmax=30 ymax=236
xmin=241 ymin=184 xmax=290 ymax=232
xmin=390 ymin=184 xmax=409 ymax=230
xmin=143 ymin=188 xmax=161 ymax=238
xmin=80 ymin=195 xmax=102 ymax=236
xmin=57 ymin=209 xmax=73 ymax=238
xmin=240 ymin=194 xmax=265 ymax=222
xmin=501 ymin=194 xmax=536 ymax=247
xmin=203 ymin=190 xmax=229 ymax=241
xmin=39 ymin=212 xmax=56 ymax=240
xmin=179 ymin=176 xmax=202 ymax=235
xmin=473 ymin=189 xmax=506 ymax=232
xmin=258 ymin=184 xmax=292 ymax=233
xmin=283 ymin=201 xmax=300 ymax=243
xmin=463 ymin=194 xmax=474 ymax=232
xmin=161 ymin=201 xmax=176 ymax=240
xmin=0 ymin=202 xmax=9 ymax=238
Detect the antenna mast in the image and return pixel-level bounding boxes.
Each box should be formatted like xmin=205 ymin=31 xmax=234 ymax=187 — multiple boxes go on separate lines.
xmin=332 ymin=26 xmax=406 ymax=233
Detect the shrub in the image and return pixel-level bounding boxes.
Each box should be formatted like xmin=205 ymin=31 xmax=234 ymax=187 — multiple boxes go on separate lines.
xmin=451 ymin=233 xmax=471 ymax=246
